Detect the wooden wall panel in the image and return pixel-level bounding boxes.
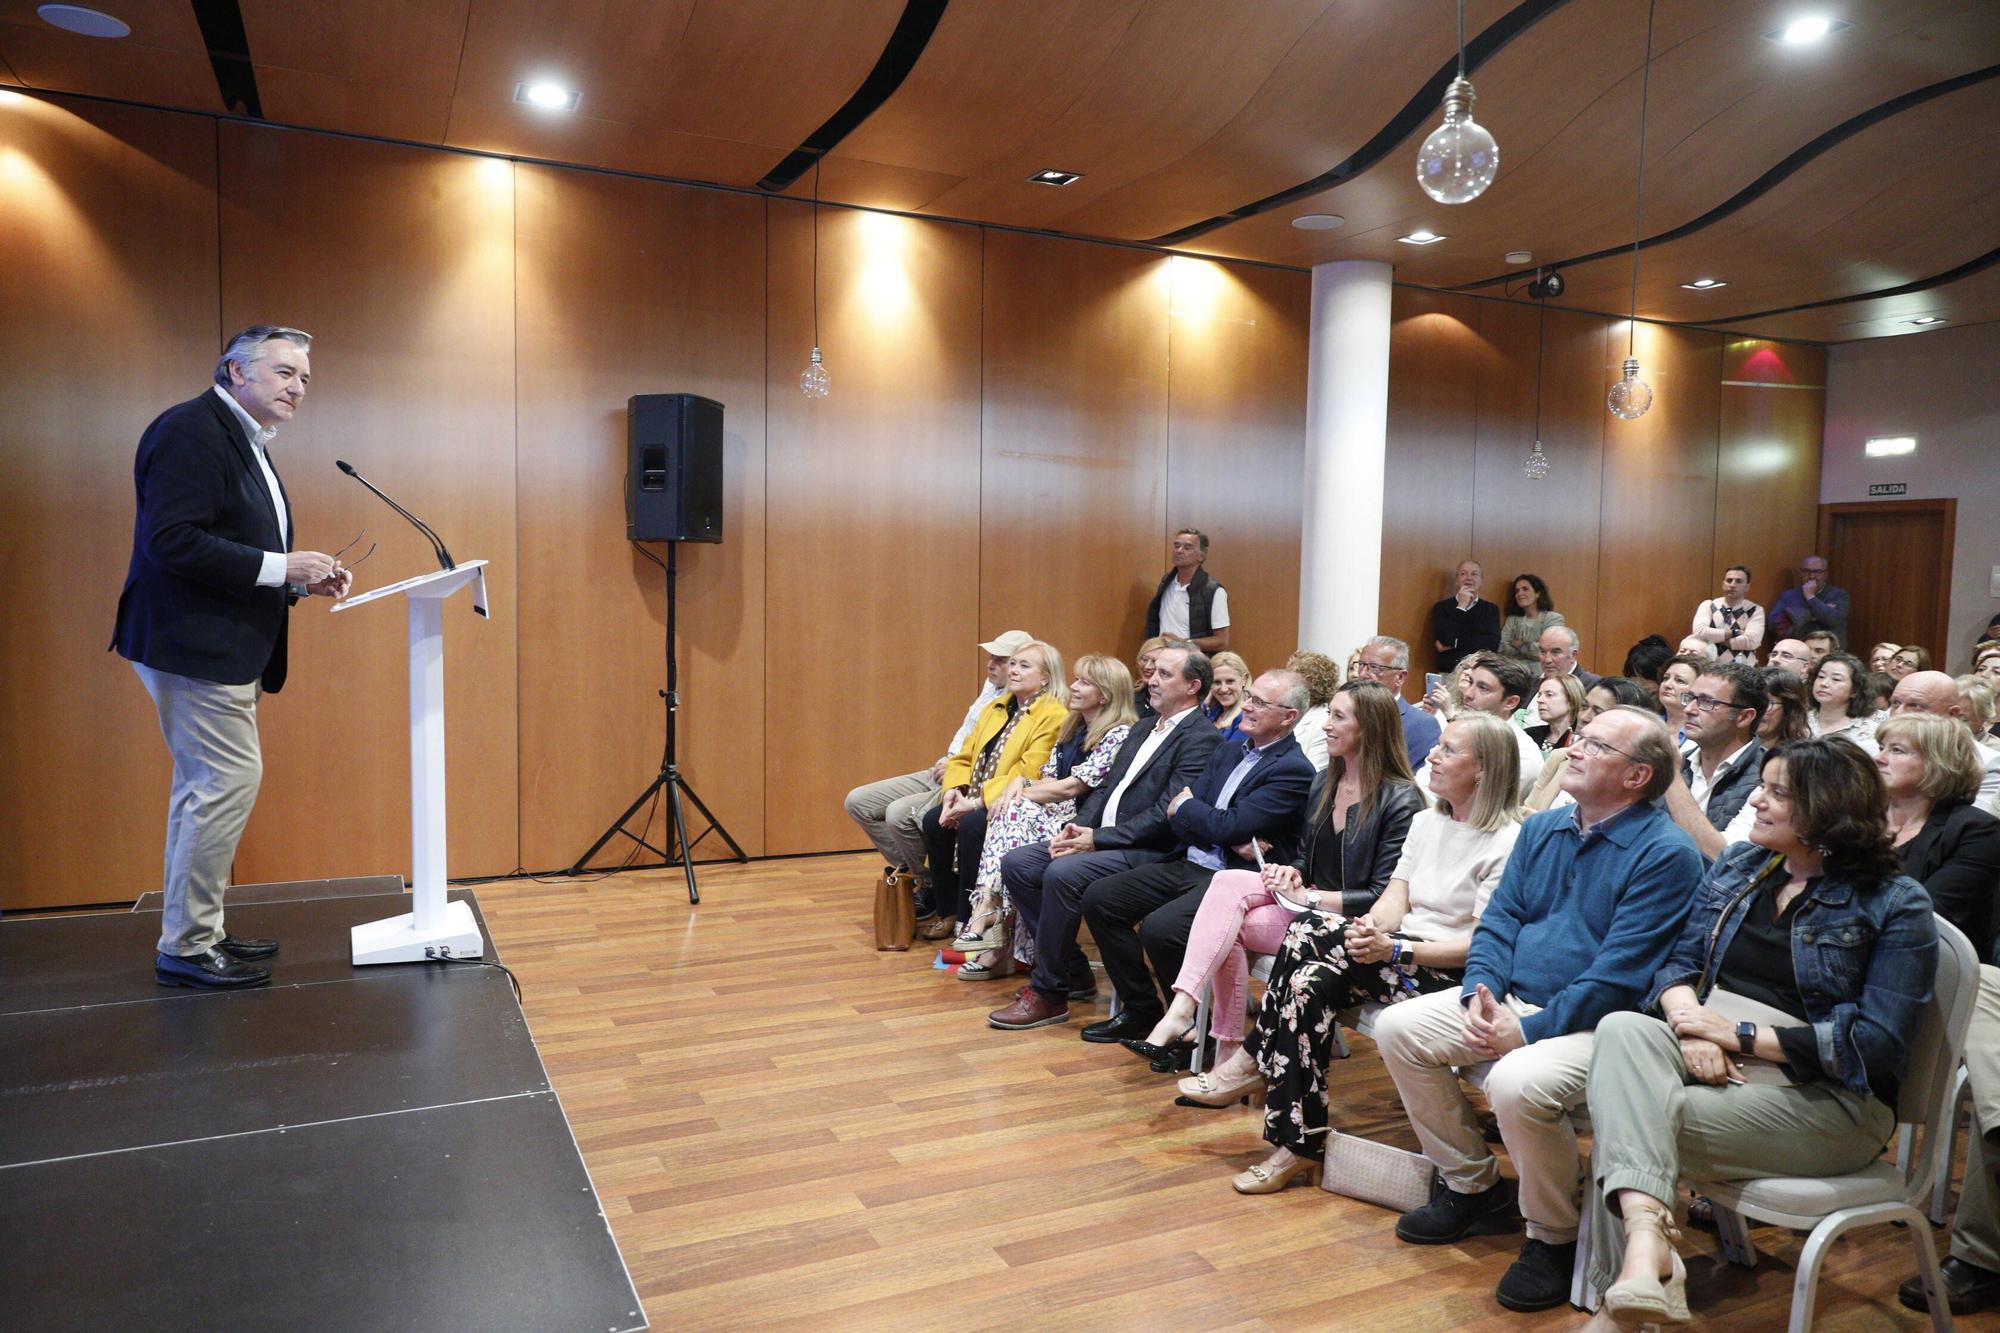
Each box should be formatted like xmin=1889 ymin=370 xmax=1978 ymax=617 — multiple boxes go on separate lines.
xmin=0 ymin=96 xmax=217 ymax=909
xmin=513 ymin=166 xmax=768 ymax=869
xmin=1714 ymin=339 xmax=1827 ymax=630
xmin=1469 ymin=300 xmax=1609 ymax=672
xmin=217 ymin=125 xmax=520 ymax=884
xmin=1163 ymin=256 xmax=1309 ymax=679
xmin=764 ymin=202 xmax=984 ymax=855
xmin=1381 ymin=288 xmax=1479 ymax=686
xmin=980 ymin=231 xmax=1170 ymax=672
xmin=1594 ymin=322 xmax=1723 ymax=666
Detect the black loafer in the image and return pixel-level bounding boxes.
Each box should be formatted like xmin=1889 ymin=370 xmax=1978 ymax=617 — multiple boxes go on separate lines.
xmin=1900 ymin=1257 xmax=2000 ymax=1315
xmin=156 ymin=947 xmax=271 ymax=989
xmin=1081 ymin=1011 xmax=1159 ymax=1044
xmin=1495 ymin=1238 xmax=1577 ymax=1312
xmin=1395 ymin=1175 xmax=1521 ymax=1245
xmin=218 ymin=934 xmax=280 ymax=960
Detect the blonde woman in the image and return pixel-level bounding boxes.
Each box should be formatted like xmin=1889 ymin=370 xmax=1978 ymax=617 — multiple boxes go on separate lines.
xmin=952 ymin=654 xmax=1137 ymax=977
xmin=1205 ymin=651 xmax=1251 ymax=743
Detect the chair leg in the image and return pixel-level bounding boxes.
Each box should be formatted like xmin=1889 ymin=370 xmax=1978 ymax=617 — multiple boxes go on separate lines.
xmin=1190 ymin=982 xmax=1212 ymax=1075
xmin=1930 ymin=1066 xmax=1972 ymax=1226
xmin=1570 ymin=1156 xmax=1602 ymax=1312
xmin=1713 ymin=1203 xmax=1758 ymax=1268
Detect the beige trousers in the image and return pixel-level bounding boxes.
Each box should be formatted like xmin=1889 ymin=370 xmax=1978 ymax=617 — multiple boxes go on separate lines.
xmin=133 ymin=662 xmax=262 ymax=957
xmin=1374 ymin=987 xmax=1597 ymax=1243
xmin=1951 ymin=965 xmax=2000 ymax=1271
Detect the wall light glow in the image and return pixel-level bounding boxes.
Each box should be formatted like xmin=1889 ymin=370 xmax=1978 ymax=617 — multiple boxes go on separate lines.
xmin=1864 ymin=435 xmax=1916 ymax=458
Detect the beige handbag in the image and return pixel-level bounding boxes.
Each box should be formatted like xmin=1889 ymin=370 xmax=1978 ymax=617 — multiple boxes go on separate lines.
xmin=1319 ymin=1130 xmax=1438 ymax=1212
xmin=873 ymin=867 xmax=916 ymax=951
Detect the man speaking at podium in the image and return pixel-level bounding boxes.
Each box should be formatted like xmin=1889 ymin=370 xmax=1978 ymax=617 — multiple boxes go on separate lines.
xmin=111 ymin=326 xmax=351 ymax=989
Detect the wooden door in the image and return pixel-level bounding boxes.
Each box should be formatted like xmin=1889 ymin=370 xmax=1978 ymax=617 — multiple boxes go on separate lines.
xmin=1817 ymin=500 xmax=1956 ymax=660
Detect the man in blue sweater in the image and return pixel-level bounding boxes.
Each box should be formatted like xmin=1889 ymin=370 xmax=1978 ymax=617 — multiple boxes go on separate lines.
xmin=1374 ymin=705 xmax=1702 ymax=1315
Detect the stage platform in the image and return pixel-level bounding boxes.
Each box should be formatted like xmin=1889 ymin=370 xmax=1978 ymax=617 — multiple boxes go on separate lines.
xmin=0 ymin=882 xmax=647 ymax=1330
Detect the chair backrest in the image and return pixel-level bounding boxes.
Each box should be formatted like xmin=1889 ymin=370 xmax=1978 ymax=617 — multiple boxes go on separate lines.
xmin=1896 ymin=915 xmax=1979 ymax=1199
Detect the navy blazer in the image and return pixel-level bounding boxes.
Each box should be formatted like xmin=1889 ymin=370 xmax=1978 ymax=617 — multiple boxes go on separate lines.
xmin=1898 ymin=801 xmax=2000 ymax=965
xmin=1078 ymin=708 xmax=1224 ymax=856
xmin=1166 ymin=733 xmax=1315 ymax=868
xmin=111 ymin=390 xmax=296 ymax=691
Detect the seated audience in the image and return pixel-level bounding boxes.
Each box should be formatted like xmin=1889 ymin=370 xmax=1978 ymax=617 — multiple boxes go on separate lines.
xmin=1430 ymin=559 xmax=1502 ymax=674
xmin=1539 ymin=624 xmax=1601 ymax=690
xmin=1878 ymin=713 xmax=2000 ymax=959
xmin=987 ymin=646 xmax=1222 ymax=1030
xmin=1350 ymin=634 xmax=1441 ymax=771
xmin=845 ymin=630 xmax=1028 ymax=917
xmin=920 ymin=642 xmax=1067 ymax=938
xmin=1690 ymin=565 xmax=1765 ymax=664
xmin=1188 ymin=715 xmax=1523 ymax=1198
xmin=1957 ymin=676 xmax=1998 ymax=752
xmin=1622 ymin=635 xmax=1673 ymax=704
xmin=1802 ymin=629 xmax=1840 ymax=662
xmin=1766 ymin=638 xmax=1814 ymax=678
xmin=1659 ymin=653 xmax=1707 ymax=743
xmin=1286 ymin=650 xmax=1341 ymax=771
xmin=1892 ymin=670 xmax=2000 ymax=815
xmin=1869 ymin=642 xmax=1901 ymax=673
xmin=1204 ymin=651 xmax=1251 ymax=743
xmin=1416 ymin=651 xmax=1540 ymax=802
xmin=1374 ymin=706 xmax=1700 ymax=1314
xmin=1500 ymin=574 xmax=1564 ymax=664
xmin=1525 ymin=678 xmax=1652 ymax=813
xmin=1421 ymin=658 xmax=1478 ymax=722
xmin=1074 ymin=672 xmax=1315 ymax=1044
xmin=1581 ymin=739 xmax=1937 ymax=1330
xmin=951 ymin=654 xmax=1137 ymax=977
xmin=1525 ymin=673 xmax=1586 ymax=753
xmin=1133 ymin=634 xmax=1175 ymax=720
xmin=1664 ymin=662 xmax=1767 ymax=836
xmin=1808 ymin=651 xmax=1876 ymax=745
xmin=1128 ymin=680 xmax=1422 ymax=1072
xmin=1675 ymin=636 xmax=1717 ymax=660
xmin=1975 ymin=643 xmax=2000 ymax=698
xmin=1867 ymin=669 xmax=1899 ymax=716
xmin=1759 ymin=666 xmax=1810 ymax=747
xmin=1890 ymin=645 xmax=1932 ymax=678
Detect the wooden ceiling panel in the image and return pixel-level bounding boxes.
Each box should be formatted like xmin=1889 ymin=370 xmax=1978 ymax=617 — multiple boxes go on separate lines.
xmin=253 ymin=66 xmax=455 ymax=144
xmin=776 ymin=154 xmax=963 ymax=214
xmin=1711 ymin=261 xmax=2000 ymax=344
xmin=241 ymin=0 xmax=469 ymax=96
xmin=0 ymin=9 xmax=222 ymax=111
xmin=0 ymin=0 xmax=206 ymax=50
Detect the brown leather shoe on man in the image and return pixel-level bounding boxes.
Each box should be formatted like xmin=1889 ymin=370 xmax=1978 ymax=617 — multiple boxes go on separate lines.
xmin=988 ymin=988 xmax=1069 ymax=1030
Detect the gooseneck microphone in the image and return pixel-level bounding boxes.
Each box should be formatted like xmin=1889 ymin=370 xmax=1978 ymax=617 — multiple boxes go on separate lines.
xmin=335 ymin=460 xmax=455 ymax=571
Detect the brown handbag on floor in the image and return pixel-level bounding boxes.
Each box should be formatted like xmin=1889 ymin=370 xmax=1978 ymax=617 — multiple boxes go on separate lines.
xmin=874 ymin=867 xmax=916 ymax=951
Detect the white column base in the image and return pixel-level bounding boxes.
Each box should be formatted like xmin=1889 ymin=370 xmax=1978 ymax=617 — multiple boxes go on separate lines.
xmin=350 ymin=897 xmax=486 ymax=966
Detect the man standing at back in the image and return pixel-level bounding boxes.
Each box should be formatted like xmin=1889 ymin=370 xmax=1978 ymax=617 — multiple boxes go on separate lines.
xmin=1430 ymin=560 xmax=1501 ymax=674
xmin=1144 ymin=528 xmax=1230 ymax=654
xmin=112 ymin=326 xmax=351 ymax=990
xmin=1769 ymin=554 xmax=1849 ymax=645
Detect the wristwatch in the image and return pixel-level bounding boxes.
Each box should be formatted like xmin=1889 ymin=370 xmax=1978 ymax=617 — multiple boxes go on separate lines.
xmin=1736 ymin=1021 xmax=1757 ymax=1055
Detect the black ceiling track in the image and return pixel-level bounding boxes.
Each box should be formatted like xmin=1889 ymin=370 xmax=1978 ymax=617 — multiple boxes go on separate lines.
xmin=756 ymin=0 xmax=950 ymax=192
xmin=1703 ymin=244 xmax=2000 ymax=327
xmin=190 ymin=0 xmax=263 ymax=119
xmin=1451 ymin=64 xmax=2000 ymax=292
xmin=1147 ymin=0 xmax=1575 ymax=247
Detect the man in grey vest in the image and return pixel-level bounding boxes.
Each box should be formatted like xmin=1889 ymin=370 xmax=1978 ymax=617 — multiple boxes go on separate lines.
xmin=1144 ymin=528 xmax=1230 ymax=654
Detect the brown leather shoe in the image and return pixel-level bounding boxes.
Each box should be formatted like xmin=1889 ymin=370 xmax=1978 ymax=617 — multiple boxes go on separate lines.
xmin=988 ymin=988 xmax=1069 ymax=1030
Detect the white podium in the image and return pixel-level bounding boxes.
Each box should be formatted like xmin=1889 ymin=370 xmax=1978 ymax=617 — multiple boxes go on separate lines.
xmin=332 ymin=560 xmax=491 ymax=964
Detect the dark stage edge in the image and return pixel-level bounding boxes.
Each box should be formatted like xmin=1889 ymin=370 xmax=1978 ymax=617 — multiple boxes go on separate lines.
xmin=0 ymin=891 xmax=648 ymax=1331
xmin=131 ymin=873 xmax=408 ymax=911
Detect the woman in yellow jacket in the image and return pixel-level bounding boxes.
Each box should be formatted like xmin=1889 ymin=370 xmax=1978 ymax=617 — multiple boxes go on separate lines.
xmin=919 ymin=641 xmax=1068 ymax=939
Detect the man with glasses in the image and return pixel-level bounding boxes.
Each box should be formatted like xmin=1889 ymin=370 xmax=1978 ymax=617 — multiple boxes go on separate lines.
xmin=1072 ymin=670 xmax=1316 ymax=1044
xmin=1353 ymin=634 xmax=1441 ymax=770
xmin=1766 ymin=638 xmax=1814 ymax=679
xmin=1375 ymin=706 xmax=1701 ymax=1315
xmin=1769 ymin=554 xmax=1849 ymax=645
xmin=112 ymin=327 xmax=352 ymax=990
xmin=1667 ymin=661 xmax=1767 ymax=836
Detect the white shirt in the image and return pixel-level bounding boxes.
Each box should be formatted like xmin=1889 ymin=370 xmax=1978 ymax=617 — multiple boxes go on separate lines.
xmin=941 ymin=680 xmax=1004 ymax=764
xmin=1157 ymin=576 xmax=1229 ymax=639
xmin=1979 ymin=741 xmax=2000 ymax=818
xmin=1100 ymin=704 xmax=1196 ymax=828
xmin=1292 ymin=704 xmax=1329 ymax=771
xmin=213 ymin=386 xmax=291 ymax=588
xmin=1687 ymin=739 xmax=1755 ymax=808
xmin=1390 ymin=811 xmax=1522 ymax=941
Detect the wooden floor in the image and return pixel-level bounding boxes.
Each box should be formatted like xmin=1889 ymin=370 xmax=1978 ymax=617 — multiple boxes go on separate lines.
xmin=471 ymin=853 xmax=1997 ymax=1332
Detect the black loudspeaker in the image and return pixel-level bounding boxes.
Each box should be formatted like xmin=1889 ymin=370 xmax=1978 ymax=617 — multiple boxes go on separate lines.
xmin=627 ymin=393 xmax=724 ymax=542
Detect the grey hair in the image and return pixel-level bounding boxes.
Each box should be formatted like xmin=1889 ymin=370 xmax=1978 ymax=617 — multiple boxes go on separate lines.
xmin=1544 ymin=624 xmax=1582 ymax=651
xmin=1263 ymin=669 xmax=1310 ymax=714
xmin=215 ymin=326 xmax=312 ymax=387
xmin=1363 ymin=635 xmax=1412 ymax=670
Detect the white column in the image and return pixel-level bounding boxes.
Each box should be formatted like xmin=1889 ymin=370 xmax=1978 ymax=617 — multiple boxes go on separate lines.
xmin=1299 ymin=259 xmax=1393 ymax=659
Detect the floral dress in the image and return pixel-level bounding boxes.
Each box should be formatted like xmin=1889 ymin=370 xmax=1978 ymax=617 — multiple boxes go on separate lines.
xmin=966 ymin=723 xmax=1130 ymax=964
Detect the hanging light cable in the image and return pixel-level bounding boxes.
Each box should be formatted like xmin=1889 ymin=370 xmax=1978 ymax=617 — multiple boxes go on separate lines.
xmin=1416 ymin=0 xmax=1500 ymax=205
xmin=800 ymin=157 xmax=830 ymax=400
xmin=1523 ymin=295 xmax=1551 ymax=479
xmin=1608 ymin=0 xmax=1658 ymax=420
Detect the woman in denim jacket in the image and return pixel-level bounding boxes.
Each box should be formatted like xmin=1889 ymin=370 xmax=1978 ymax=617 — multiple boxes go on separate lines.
xmin=1578 ymin=737 xmax=1938 ymax=1329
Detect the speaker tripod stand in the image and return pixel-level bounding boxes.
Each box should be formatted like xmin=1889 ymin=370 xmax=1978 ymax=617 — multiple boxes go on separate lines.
xmin=567 ymin=540 xmax=745 ymax=902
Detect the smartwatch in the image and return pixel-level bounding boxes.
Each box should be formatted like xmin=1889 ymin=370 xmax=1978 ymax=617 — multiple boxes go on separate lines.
xmin=1736 ymin=1021 xmax=1757 ymax=1055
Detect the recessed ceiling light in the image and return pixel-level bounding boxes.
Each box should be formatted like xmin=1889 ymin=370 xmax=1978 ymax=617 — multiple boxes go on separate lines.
xmin=1680 ymin=278 xmax=1728 ymax=290
xmin=1028 ymin=169 xmax=1081 ymax=186
xmin=1505 ymin=250 xmax=1533 ymax=265
xmin=1398 ymin=230 xmax=1447 ymax=246
xmin=1291 ymin=213 xmax=1345 ymax=231
xmin=1864 ymin=435 xmax=1916 ymax=457
xmin=1906 ymin=315 xmax=1945 ymax=327
xmin=36 ymin=4 xmax=129 ymax=37
xmin=514 ymin=81 xmax=581 ymax=111
xmin=1764 ymin=15 xmax=1851 ymax=43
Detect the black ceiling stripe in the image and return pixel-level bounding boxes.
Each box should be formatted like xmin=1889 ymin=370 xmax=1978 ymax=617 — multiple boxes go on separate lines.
xmin=1451 ymin=64 xmax=2000 ymax=292
xmin=1701 ymin=244 xmax=2000 ymax=326
xmin=1146 ymin=0 xmax=1575 ymax=247
xmin=756 ymin=0 xmax=950 ymax=192
xmin=189 ymin=0 xmax=263 ymax=119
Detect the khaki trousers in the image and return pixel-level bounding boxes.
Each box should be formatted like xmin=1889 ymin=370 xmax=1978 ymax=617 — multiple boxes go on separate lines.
xmin=133 ymin=662 xmax=262 ymax=957
xmin=1950 ymin=966 xmax=2000 ymax=1271
xmin=1374 ymin=987 xmax=1597 ymax=1243
xmin=842 ymin=769 xmax=940 ymax=887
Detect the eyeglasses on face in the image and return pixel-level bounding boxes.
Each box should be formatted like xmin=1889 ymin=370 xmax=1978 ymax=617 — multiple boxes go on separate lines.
xmin=1682 ymin=692 xmax=1743 ymax=714
xmin=1241 ymin=692 xmax=1296 ymax=712
xmin=1574 ymin=735 xmax=1640 ymax=762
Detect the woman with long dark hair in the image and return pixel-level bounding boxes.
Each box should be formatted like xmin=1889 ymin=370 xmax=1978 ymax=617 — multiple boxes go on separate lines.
xmin=1500 ymin=574 xmax=1564 ymax=665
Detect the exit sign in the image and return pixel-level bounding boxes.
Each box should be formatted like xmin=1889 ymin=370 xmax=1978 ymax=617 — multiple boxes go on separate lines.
xmin=1868 ymin=483 xmax=1908 ymax=496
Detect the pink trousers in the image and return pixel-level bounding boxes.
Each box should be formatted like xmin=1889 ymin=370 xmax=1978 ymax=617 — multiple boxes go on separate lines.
xmin=1172 ymin=868 xmax=1301 ymax=1040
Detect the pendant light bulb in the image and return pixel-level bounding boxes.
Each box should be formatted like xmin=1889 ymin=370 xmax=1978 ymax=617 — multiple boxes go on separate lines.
xmin=1522 ymin=440 xmax=1550 ymax=480
xmin=800 ymin=345 xmax=829 ymax=399
xmin=1607 ymin=356 xmax=1653 ymax=420
xmin=1416 ymin=75 xmax=1499 ymax=204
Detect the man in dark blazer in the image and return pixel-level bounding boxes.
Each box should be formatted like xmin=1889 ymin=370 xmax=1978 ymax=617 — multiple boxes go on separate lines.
xmin=989 ymin=646 xmax=1224 ymax=1030
xmin=111 ymin=326 xmax=350 ymax=989
xmin=1075 ymin=669 xmax=1316 ymax=1041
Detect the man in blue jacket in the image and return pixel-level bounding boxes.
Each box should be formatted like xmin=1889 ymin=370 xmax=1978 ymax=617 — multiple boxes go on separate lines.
xmin=111 ymin=327 xmax=351 ymax=990
xmin=1373 ymin=705 xmax=1702 ymax=1315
